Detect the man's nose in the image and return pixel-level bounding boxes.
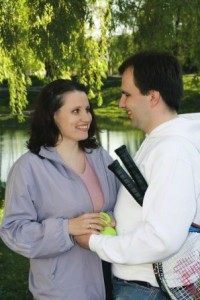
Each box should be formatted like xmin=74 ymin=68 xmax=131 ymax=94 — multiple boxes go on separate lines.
xmin=119 ymin=95 xmax=126 ymax=108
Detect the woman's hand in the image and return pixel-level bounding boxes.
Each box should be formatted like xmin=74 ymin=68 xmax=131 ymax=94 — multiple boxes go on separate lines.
xmin=68 ymin=213 xmax=106 ymax=236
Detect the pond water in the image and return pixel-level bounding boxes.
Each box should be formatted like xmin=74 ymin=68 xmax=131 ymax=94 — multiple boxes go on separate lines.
xmin=0 ymin=119 xmax=145 ymax=198
xmin=1 ymin=112 xmax=200 ymax=195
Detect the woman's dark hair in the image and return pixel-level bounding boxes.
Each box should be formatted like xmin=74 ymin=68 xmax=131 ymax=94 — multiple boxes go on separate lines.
xmin=119 ymin=51 xmax=183 ymax=112
xmin=27 ymin=79 xmax=99 ymax=154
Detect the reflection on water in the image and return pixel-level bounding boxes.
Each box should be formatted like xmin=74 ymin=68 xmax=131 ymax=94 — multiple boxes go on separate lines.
xmin=0 ymin=130 xmax=28 ymax=184
xmin=100 ymin=129 xmax=144 ymax=160
xmin=0 ymin=125 xmax=145 ymax=197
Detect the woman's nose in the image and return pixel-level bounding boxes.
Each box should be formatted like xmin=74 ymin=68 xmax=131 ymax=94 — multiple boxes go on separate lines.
xmin=81 ymin=111 xmax=91 ymax=122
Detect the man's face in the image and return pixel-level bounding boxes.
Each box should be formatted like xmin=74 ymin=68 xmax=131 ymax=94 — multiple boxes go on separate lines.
xmin=119 ymin=67 xmax=151 ymax=132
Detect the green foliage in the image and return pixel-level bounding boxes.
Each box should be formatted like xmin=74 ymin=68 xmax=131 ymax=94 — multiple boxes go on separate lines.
xmin=0 ymin=0 xmax=112 ymax=118
xmin=27 ymin=0 xmax=87 ymax=77
xmin=180 ymin=75 xmax=200 ymax=113
xmin=111 ymin=0 xmax=200 ymax=73
xmin=0 ymin=0 xmax=200 ymax=120
xmin=0 ymin=0 xmax=31 ymax=121
xmin=108 ymin=34 xmax=135 ymax=74
xmin=74 ymin=1 xmax=112 ymax=106
xmin=0 ymin=200 xmax=4 ymax=222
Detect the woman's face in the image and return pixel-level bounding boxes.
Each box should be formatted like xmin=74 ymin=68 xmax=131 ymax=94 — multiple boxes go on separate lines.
xmin=54 ymin=90 xmax=92 ymax=144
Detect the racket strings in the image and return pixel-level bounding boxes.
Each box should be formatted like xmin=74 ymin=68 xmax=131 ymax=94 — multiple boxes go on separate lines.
xmin=154 ymin=232 xmax=200 ymax=299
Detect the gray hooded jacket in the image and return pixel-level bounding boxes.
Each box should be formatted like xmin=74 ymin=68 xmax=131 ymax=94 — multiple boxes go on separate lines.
xmin=0 ymin=146 xmax=119 ymax=300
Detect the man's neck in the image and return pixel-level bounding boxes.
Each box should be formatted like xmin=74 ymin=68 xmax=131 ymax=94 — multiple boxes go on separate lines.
xmin=147 ymin=111 xmax=178 ymax=134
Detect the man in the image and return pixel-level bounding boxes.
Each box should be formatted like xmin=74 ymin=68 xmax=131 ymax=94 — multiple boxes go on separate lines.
xmin=75 ymin=51 xmax=200 ymax=299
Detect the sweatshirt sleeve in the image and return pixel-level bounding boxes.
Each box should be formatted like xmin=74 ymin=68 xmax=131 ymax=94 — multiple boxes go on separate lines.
xmin=89 ymin=142 xmax=197 ymax=265
xmin=0 ymin=161 xmax=74 ymax=259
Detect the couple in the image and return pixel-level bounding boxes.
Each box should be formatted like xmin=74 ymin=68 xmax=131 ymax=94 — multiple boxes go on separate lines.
xmin=1 ymin=51 xmax=200 ymax=300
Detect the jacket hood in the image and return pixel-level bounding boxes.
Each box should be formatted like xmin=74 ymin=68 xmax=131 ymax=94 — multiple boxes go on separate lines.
xmin=149 ymin=113 xmax=200 ymax=152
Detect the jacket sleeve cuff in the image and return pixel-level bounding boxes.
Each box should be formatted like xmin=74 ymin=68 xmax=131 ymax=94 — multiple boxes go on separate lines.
xmin=64 ymin=219 xmax=74 ymax=247
xmin=89 ymin=234 xmax=103 ymax=252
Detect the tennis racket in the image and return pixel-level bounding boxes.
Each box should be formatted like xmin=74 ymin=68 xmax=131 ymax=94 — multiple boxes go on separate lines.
xmin=108 ymin=144 xmax=200 ymax=300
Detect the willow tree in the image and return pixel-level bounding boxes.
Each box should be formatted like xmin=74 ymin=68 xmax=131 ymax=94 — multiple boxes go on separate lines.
xmin=0 ymin=0 xmax=112 ymax=119
xmin=0 ymin=0 xmax=31 ymax=119
xmin=110 ymin=0 xmax=200 ymax=73
xmin=74 ymin=1 xmax=113 ymax=105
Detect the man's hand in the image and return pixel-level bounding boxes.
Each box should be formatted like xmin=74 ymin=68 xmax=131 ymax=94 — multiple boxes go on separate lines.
xmin=74 ymin=233 xmax=94 ymax=249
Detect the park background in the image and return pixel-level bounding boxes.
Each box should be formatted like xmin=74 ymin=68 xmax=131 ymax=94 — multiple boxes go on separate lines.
xmin=0 ymin=0 xmax=200 ymax=299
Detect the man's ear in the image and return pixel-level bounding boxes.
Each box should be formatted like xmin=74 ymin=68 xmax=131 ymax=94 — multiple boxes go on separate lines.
xmin=149 ymin=90 xmax=160 ymax=107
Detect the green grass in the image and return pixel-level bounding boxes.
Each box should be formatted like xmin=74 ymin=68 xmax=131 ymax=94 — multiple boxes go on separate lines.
xmin=0 ymin=74 xmax=199 ymax=299
xmin=0 ymin=244 xmax=32 ymax=300
xmin=0 ymin=200 xmax=33 ymax=299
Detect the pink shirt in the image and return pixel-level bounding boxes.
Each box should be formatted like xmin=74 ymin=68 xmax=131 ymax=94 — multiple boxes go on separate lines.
xmin=79 ymin=158 xmax=104 ymax=212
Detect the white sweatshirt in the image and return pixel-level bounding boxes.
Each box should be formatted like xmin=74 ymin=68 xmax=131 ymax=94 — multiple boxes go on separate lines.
xmin=89 ymin=115 xmax=200 ymax=286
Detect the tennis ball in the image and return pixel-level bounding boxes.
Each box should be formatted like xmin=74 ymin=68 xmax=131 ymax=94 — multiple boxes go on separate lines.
xmin=100 ymin=212 xmax=117 ymax=236
xmin=100 ymin=212 xmax=111 ymax=223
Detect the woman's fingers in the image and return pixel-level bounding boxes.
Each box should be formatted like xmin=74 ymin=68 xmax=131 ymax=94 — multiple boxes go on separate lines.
xmin=68 ymin=213 xmax=107 ymax=236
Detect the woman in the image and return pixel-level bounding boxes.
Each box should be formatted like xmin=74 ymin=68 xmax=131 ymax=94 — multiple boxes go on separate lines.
xmin=0 ymin=79 xmax=119 ymax=300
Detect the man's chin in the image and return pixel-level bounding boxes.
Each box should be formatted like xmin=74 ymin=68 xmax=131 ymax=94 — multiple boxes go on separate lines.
xmin=130 ymin=119 xmax=136 ymax=128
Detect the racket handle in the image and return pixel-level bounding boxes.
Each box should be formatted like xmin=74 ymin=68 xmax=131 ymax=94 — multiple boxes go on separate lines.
xmin=115 ymin=145 xmax=148 ymax=195
xmin=108 ymin=160 xmax=143 ymax=206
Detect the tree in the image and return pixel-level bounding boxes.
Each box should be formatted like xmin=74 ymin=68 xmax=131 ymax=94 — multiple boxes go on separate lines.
xmin=0 ymin=0 xmax=112 ymax=119
xmin=110 ymin=0 xmax=200 ymax=73
xmin=1 ymin=0 xmax=199 ymax=119
xmin=0 ymin=0 xmax=31 ymax=119
xmin=71 ymin=0 xmax=113 ymax=106
xmin=107 ymin=33 xmax=135 ymax=75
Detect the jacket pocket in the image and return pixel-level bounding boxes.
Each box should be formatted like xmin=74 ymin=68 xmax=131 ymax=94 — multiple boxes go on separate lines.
xmin=50 ymin=256 xmax=58 ymax=279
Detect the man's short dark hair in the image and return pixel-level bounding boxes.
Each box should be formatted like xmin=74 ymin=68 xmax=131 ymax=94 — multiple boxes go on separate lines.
xmin=119 ymin=51 xmax=183 ymax=112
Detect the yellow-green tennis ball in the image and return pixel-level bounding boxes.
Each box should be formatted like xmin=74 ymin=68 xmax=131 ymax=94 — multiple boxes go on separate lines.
xmin=101 ymin=226 xmax=117 ymax=236
xmin=100 ymin=212 xmax=111 ymax=224
xmin=100 ymin=212 xmax=117 ymax=236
